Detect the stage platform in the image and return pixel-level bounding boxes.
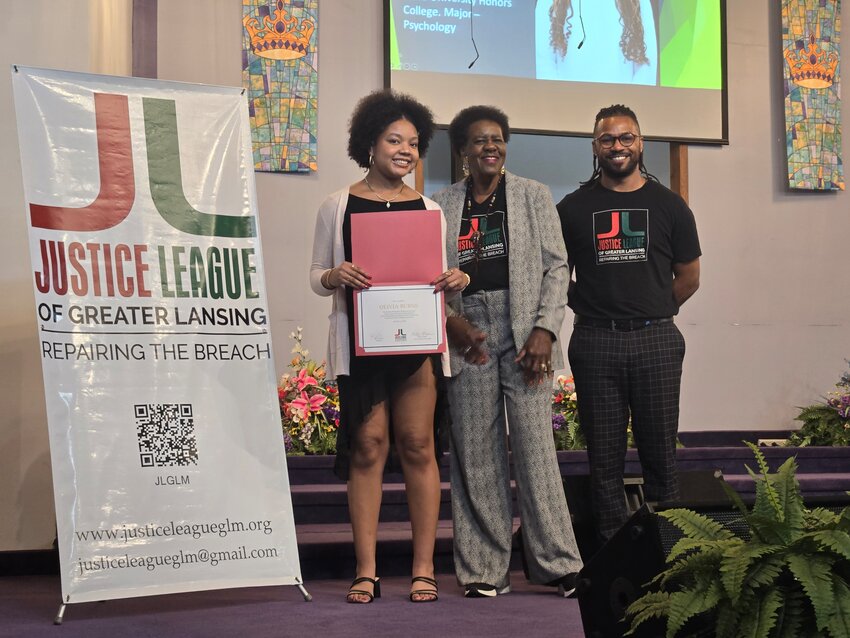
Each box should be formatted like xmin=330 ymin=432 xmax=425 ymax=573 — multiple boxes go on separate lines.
xmin=4 ymin=436 xmax=849 ymax=584
xmin=286 ymin=438 xmax=850 ymax=580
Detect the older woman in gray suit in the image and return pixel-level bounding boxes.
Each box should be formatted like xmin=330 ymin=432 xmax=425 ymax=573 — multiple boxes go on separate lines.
xmin=432 ymin=106 xmax=582 ymax=598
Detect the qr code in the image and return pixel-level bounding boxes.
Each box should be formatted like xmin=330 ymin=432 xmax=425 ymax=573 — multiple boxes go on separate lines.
xmin=135 ymin=403 xmax=198 ymax=468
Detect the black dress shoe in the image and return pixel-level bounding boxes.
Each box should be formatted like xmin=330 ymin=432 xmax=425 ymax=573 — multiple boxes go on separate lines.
xmin=464 ymin=582 xmax=497 ymax=598
xmin=546 ymin=573 xmax=578 ymax=598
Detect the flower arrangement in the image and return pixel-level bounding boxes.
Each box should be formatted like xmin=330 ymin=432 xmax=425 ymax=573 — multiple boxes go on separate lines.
xmin=278 ymin=327 xmax=339 ymax=455
xmin=788 ymin=360 xmax=850 ymax=447
xmin=552 ymin=375 xmax=586 ymax=450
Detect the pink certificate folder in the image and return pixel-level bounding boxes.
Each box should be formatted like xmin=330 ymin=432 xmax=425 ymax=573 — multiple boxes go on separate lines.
xmin=351 ymin=209 xmax=447 ymax=356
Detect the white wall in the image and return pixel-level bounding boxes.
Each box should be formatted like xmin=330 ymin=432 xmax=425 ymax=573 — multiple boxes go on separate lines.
xmin=681 ymin=0 xmax=850 ymax=430
xmin=1 ymin=0 xmax=848 ymax=551
xmin=0 ymin=0 xmax=132 ymax=552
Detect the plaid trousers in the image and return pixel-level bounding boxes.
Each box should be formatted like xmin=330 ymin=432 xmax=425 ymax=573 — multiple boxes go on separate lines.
xmin=568 ymin=321 xmax=686 ymax=540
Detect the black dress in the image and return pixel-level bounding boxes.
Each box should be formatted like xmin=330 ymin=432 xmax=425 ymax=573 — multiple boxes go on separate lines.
xmin=334 ymin=194 xmax=449 ymax=480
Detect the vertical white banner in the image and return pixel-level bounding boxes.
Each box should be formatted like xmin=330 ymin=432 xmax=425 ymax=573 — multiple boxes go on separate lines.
xmin=12 ymin=66 xmax=301 ymax=604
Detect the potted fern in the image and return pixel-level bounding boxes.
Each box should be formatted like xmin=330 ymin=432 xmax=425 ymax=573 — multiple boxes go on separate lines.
xmin=626 ymin=443 xmax=850 ymax=638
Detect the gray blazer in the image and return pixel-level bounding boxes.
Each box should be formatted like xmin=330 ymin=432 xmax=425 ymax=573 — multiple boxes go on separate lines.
xmin=432 ymin=171 xmax=570 ymax=375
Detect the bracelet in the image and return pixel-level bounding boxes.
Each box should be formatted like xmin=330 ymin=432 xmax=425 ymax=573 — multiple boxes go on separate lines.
xmin=321 ymin=268 xmax=335 ymax=290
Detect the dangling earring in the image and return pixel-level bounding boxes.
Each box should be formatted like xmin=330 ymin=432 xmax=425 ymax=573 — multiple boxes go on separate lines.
xmin=368 ymin=151 xmax=374 ymax=167
xmin=462 ymin=155 xmax=470 ymax=178
xmin=500 ymin=165 xmax=506 ymax=175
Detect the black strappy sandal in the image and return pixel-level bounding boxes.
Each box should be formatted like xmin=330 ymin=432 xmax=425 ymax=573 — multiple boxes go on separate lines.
xmin=409 ymin=576 xmax=439 ymax=603
xmin=346 ymin=576 xmax=381 ymax=603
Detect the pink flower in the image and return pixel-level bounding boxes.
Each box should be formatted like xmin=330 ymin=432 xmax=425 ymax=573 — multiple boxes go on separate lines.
xmin=295 ymin=368 xmax=318 ymax=392
xmin=291 ymin=391 xmax=327 ymax=420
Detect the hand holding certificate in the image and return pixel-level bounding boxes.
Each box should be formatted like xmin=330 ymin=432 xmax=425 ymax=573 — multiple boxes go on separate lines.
xmin=350 ymin=209 xmax=447 ymax=356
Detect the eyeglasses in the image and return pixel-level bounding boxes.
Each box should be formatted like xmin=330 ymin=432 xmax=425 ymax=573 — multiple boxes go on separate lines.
xmin=594 ymin=133 xmax=641 ymax=148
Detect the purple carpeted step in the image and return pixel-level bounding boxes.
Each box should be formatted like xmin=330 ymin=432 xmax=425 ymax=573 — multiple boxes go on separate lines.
xmin=723 ymin=472 xmax=850 ymax=501
xmin=287 ymin=445 xmax=850 ymax=485
xmin=286 ymin=454 xmax=451 ymax=485
xmin=290 ymin=482 xmax=454 ymax=524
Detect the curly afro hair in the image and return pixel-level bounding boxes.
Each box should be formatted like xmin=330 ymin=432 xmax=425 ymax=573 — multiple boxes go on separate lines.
xmin=447 ymin=105 xmax=511 ymax=155
xmin=347 ymin=90 xmax=435 ymax=169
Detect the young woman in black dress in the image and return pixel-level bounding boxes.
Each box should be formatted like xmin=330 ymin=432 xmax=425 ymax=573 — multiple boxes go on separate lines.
xmin=309 ymin=90 xmax=468 ymax=603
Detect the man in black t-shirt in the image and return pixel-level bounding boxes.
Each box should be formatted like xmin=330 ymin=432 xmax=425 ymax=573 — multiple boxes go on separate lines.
xmin=557 ymin=105 xmax=701 ymax=542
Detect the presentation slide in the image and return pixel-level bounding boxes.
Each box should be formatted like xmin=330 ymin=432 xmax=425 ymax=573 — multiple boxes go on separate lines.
xmin=387 ymin=0 xmax=726 ymax=143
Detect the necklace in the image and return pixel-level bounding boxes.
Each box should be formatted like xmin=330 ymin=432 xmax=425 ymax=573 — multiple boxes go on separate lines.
xmin=464 ymin=172 xmax=503 ymax=216
xmin=363 ymin=175 xmax=406 ymax=208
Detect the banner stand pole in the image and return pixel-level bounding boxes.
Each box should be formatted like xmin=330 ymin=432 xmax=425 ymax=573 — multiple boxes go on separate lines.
xmin=53 ymin=602 xmax=66 ymax=625
xmin=295 ymin=576 xmax=313 ymax=602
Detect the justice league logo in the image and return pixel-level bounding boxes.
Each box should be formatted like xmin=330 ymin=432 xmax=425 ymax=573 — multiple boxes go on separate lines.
xmin=593 ymin=209 xmax=648 ymax=264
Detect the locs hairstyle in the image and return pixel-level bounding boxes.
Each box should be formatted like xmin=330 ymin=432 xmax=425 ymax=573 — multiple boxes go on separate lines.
xmin=581 ymin=104 xmax=658 ymax=187
xmin=347 ymin=90 xmax=435 ymax=169
xmin=549 ymin=0 xmax=649 ymax=65
xmin=447 ymin=105 xmax=511 ymax=156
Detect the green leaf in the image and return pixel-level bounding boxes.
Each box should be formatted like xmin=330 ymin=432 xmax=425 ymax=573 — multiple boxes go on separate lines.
xmin=773 ymin=457 xmax=805 ymax=536
xmin=716 ymin=605 xmax=740 ymax=638
xmin=827 ymin=575 xmax=850 ymax=638
xmin=774 ymin=586 xmax=807 ymax=638
xmin=748 ymin=514 xmax=794 ymax=546
xmin=659 ymin=508 xmax=735 ymax=541
xmin=659 ymin=550 xmax=723 ymax=588
xmin=838 ymin=508 xmax=850 ymax=533
xmin=667 ymin=579 xmax=722 ymax=638
xmin=808 ymin=507 xmax=841 ymax=528
xmin=745 ymin=441 xmax=772 ymax=476
xmin=742 ymin=554 xmax=786 ymax=590
xmin=737 ymin=588 xmax=782 ymax=638
xmin=624 ymin=591 xmax=670 ymax=636
xmin=787 ymin=554 xmax=836 ymax=630
xmin=805 ymin=530 xmax=850 ymax=561
xmin=750 ymin=475 xmax=784 ymax=529
xmin=720 ymin=542 xmax=778 ymax=603
xmin=666 ymin=538 xmax=729 ymax=563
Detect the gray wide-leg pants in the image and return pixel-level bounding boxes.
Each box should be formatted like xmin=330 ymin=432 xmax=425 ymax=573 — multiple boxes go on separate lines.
xmin=448 ymin=290 xmax=582 ymax=589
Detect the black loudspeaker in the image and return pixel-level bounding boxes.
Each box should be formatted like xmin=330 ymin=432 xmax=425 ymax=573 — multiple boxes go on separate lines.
xmin=563 ymin=474 xmax=647 ymax=561
xmin=574 ymin=470 xmax=850 ymax=638
xmin=563 ymin=469 xmax=732 ymax=560
xmin=573 ymin=470 xmax=733 ymax=638
xmin=576 ymin=504 xmax=666 ymax=638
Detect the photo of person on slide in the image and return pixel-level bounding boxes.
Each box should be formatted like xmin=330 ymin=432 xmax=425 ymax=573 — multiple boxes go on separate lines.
xmin=535 ymin=0 xmax=658 ymax=85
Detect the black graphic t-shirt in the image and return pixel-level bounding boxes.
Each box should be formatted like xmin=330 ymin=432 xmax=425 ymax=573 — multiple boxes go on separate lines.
xmin=557 ymin=180 xmax=701 ymax=319
xmin=457 ymin=179 xmax=509 ymax=293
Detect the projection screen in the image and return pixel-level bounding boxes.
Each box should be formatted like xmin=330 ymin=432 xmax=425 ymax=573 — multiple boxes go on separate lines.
xmin=386 ymin=0 xmax=728 ymax=144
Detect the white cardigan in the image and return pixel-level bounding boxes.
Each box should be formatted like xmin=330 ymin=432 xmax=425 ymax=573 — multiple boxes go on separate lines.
xmin=309 ymin=188 xmax=451 ymax=379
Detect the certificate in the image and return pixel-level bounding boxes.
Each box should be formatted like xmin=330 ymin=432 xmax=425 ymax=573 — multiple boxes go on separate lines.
xmin=350 ymin=209 xmax=448 ymax=356
xmin=353 ymin=285 xmax=446 ymax=356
